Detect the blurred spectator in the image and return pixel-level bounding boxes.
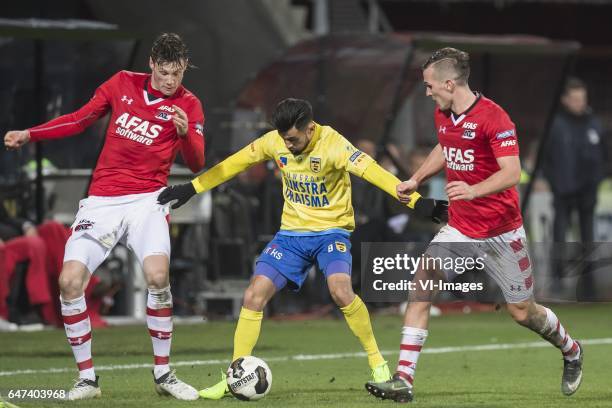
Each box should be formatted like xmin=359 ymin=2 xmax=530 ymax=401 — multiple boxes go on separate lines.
xmin=0 ymin=203 xmax=107 ymax=328
xmin=0 ymin=204 xmax=57 ymax=326
xmin=544 ymin=77 xmax=606 ymax=292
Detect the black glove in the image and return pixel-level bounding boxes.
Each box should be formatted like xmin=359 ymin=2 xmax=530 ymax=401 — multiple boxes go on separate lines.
xmin=157 ymin=182 xmax=197 ymax=209
xmin=413 ymin=198 xmax=449 ymax=224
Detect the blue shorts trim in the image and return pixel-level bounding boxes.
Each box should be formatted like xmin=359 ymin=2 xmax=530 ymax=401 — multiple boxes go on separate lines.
xmin=323 ymin=260 xmax=351 ymax=277
xmin=254 ymin=261 xmax=288 ymax=291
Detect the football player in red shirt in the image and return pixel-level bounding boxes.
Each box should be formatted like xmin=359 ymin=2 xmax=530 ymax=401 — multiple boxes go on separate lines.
xmin=365 ymin=47 xmax=583 ymax=403
xmin=4 ymin=33 xmax=203 ymax=401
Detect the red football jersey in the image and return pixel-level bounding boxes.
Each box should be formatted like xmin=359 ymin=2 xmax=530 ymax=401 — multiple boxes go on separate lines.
xmin=435 ymin=94 xmax=522 ymax=238
xmin=29 ymin=70 xmax=205 ymax=196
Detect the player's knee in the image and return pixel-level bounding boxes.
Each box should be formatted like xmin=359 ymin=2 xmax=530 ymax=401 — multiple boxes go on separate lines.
xmin=144 ymin=267 xmax=169 ymax=289
xmin=143 ymin=255 xmax=170 ymax=289
xmin=59 ymin=269 xmax=87 ymax=299
xmin=329 ymin=282 xmax=354 ymax=307
xmin=243 ymin=286 xmax=268 ymax=311
xmin=147 ymin=272 xmax=169 ymax=289
xmin=507 ymin=302 xmax=530 ymax=326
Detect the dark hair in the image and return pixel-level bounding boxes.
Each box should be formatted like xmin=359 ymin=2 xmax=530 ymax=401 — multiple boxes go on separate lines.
xmin=563 ymin=77 xmax=587 ymax=95
xmin=150 ymin=33 xmax=191 ymax=68
xmin=272 ymin=98 xmax=313 ymax=133
xmin=422 ymin=47 xmax=470 ymax=84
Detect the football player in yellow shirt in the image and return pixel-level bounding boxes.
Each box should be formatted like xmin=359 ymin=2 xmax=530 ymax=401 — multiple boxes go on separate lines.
xmin=158 ymin=98 xmax=447 ymax=399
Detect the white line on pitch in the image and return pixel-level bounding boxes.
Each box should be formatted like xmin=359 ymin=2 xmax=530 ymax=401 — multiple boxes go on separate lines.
xmin=1 ymin=337 xmax=610 ymax=377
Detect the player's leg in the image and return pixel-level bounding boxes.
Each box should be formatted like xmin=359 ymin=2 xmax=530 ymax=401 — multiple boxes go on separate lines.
xmin=199 ymin=262 xmax=285 ymax=400
xmin=366 ymin=226 xmax=459 ymax=402
xmin=128 ymin=204 xmax=198 ymax=401
xmin=60 ymin=241 xmax=106 ymax=400
xmin=319 ymin=235 xmax=387 ymax=378
xmin=326 ymin=271 xmax=390 ymax=382
xmin=364 ymin=264 xmax=436 ymax=403
xmin=231 ymin=233 xmax=307 ymax=363
xmin=486 ymin=227 xmax=583 ymax=396
xmin=506 ymin=299 xmax=583 ymax=395
xmin=201 ymin=233 xmax=311 ymax=400
xmin=235 ymin=271 xmax=280 ymax=360
xmin=60 ymin=196 xmax=127 ymax=400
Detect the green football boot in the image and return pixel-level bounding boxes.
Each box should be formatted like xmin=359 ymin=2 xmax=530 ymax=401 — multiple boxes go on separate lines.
xmin=198 ymin=370 xmax=231 ymax=400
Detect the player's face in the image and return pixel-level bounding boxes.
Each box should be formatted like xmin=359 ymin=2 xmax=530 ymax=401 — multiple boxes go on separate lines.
xmin=423 ymin=66 xmax=453 ymax=111
xmin=281 ymin=122 xmax=315 ymax=155
xmin=562 ymin=88 xmax=588 ymax=115
xmin=149 ymin=58 xmax=186 ymax=96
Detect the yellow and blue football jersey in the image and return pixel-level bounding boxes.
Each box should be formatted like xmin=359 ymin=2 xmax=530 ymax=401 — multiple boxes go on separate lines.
xmin=192 ymin=123 xmax=413 ymax=234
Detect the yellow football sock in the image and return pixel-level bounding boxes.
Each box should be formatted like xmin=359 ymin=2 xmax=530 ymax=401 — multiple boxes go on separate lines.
xmin=340 ymin=295 xmax=385 ymax=369
xmin=232 ymin=307 xmax=263 ymax=361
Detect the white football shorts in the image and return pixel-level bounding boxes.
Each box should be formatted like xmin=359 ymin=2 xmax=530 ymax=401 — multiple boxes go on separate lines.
xmin=63 ymin=188 xmax=170 ymax=273
xmin=427 ymin=224 xmax=534 ymax=303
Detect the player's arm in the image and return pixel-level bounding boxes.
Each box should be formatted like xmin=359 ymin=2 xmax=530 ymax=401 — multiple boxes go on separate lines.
xmin=4 ymin=74 xmax=115 ymax=150
xmin=174 ymin=102 xmax=205 ymax=172
xmin=359 ymin=161 xmax=448 ymax=223
xmin=407 ymin=143 xmax=446 ymax=185
xmin=338 ymin=133 xmax=447 ymax=223
xmin=396 ymin=143 xmax=445 ymax=203
xmin=158 ymin=137 xmax=270 ymax=209
xmin=446 ymin=155 xmax=520 ymax=201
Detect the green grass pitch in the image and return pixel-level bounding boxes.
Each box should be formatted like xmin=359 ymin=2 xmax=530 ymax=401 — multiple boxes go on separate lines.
xmin=1 ymin=304 xmax=610 ymax=407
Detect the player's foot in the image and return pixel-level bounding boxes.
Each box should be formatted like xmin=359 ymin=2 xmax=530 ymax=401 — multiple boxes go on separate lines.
xmin=198 ymin=369 xmax=231 ymax=400
xmin=365 ymin=373 xmax=413 ymax=403
xmin=67 ymin=376 xmax=101 ymax=400
xmin=561 ymin=341 xmax=583 ymax=396
xmin=371 ymin=361 xmax=392 ymax=382
xmin=153 ymin=369 xmax=199 ymax=400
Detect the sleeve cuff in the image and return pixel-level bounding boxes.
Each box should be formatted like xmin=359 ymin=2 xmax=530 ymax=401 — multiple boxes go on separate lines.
xmin=191 ymin=178 xmax=205 ymax=193
xmin=406 ymin=192 xmax=422 ymax=209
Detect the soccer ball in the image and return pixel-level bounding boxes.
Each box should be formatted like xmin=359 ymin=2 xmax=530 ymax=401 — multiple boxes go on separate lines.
xmin=226 ymin=356 xmax=272 ymax=401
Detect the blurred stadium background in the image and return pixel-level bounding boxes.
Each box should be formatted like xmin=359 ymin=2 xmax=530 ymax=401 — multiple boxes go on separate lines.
xmin=1 ymin=1 xmax=612 ymax=406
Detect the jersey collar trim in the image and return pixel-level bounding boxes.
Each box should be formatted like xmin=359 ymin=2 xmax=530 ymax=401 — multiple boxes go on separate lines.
xmin=450 ymin=92 xmax=481 ymax=126
xmin=143 ymin=78 xmax=166 ymax=105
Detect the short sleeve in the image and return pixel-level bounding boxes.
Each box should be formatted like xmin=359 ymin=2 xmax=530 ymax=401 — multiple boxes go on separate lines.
xmin=488 ymin=108 xmax=519 ymax=158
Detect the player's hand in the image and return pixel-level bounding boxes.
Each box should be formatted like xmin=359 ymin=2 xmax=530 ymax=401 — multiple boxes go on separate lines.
xmin=414 ymin=198 xmax=449 ymax=224
xmin=4 ymin=130 xmax=30 ymax=150
xmin=397 ymin=179 xmax=419 ymax=204
xmin=157 ymin=182 xmax=197 ymax=209
xmin=172 ymin=105 xmax=188 ymax=137
xmin=446 ymin=181 xmax=477 ymax=201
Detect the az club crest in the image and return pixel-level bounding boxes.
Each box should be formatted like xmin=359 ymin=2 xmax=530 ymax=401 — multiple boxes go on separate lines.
xmin=310 ymin=157 xmax=321 ymax=173
xmin=462 ymin=130 xmax=476 ymax=140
